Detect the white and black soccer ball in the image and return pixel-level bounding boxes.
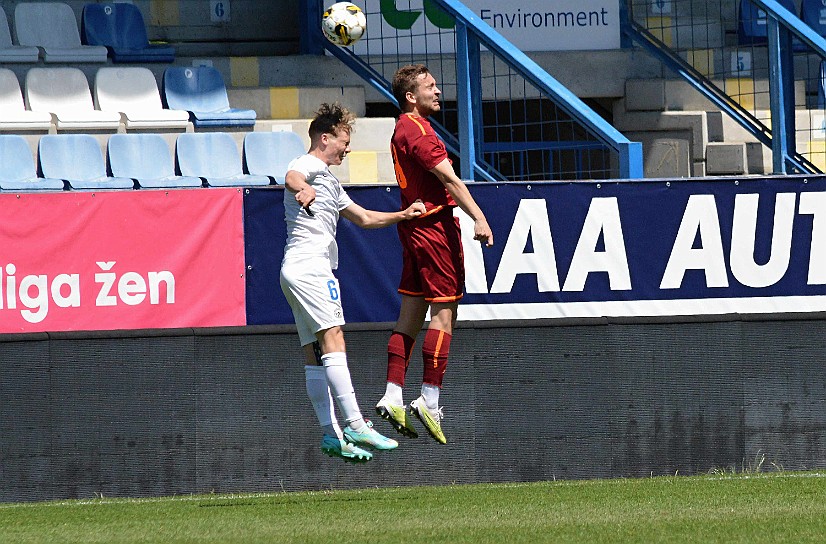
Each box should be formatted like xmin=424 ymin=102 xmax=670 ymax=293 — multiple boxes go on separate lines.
xmin=321 ymin=2 xmax=367 ymax=46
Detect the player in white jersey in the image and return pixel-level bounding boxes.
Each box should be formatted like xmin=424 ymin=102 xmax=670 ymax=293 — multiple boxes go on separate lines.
xmin=280 ymin=103 xmax=425 ymax=463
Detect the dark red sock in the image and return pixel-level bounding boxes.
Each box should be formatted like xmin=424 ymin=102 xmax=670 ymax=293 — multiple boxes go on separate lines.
xmin=387 ymin=331 xmax=415 ymax=386
xmin=422 ymin=329 xmax=451 ymax=387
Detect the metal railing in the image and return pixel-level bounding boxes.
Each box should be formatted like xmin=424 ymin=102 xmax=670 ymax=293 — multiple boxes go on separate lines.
xmin=624 ymin=0 xmax=826 ymax=175
xmin=305 ymin=0 xmax=643 ymax=181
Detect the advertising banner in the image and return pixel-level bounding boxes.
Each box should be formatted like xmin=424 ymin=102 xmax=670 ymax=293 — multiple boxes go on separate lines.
xmin=353 ymin=0 xmax=621 ymax=54
xmin=246 ymin=177 xmax=826 ymax=325
xmin=455 ymin=178 xmax=826 ymax=320
xmin=0 ymin=189 xmax=246 ymax=333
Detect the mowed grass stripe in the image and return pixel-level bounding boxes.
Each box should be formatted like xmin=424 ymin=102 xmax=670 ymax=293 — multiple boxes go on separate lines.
xmin=2 ymin=472 xmax=826 ymax=543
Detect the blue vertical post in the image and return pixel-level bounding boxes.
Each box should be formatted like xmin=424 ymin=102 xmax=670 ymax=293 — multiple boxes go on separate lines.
xmin=780 ymin=22 xmax=797 ymax=171
xmin=455 ymin=21 xmax=479 ymax=181
xmin=300 ymin=0 xmax=326 ymax=55
xmin=467 ymin=32 xmax=484 ymax=179
xmin=767 ymin=15 xmax=789 ymax=174
xmin=618 ymin=0 xmax=634 ymax=49
xmin=620 ymin=141 xmax=644 ymax=179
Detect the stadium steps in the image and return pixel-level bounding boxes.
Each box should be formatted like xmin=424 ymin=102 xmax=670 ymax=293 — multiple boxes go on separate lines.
xmin=614 ymin=78 xmax=811 ymax=177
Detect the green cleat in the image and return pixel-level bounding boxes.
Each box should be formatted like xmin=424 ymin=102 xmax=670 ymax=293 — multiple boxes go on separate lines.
xmin=409 ymin=396 xmax=447 ymax=445
xmin=343 ymin=423 xmax=398 ymax=451
xmin=320 ymin=435 xmax=372 ymax=463
xmin=375 ymin=397 xmax=419 ymax=439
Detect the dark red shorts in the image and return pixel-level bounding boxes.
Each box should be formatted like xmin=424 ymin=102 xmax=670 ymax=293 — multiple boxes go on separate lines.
xmin=397 ymin=207 xmax=464 ymax=302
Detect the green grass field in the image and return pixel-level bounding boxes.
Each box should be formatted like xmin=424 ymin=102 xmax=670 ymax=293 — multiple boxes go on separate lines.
xmin=2 ymin=472 xmax=826 ymax=543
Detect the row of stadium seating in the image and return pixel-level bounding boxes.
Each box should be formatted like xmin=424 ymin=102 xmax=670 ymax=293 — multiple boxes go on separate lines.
xmin=738 ymin=0 xmax=826 ymax=46
xmin=0 ymin=65 xmax=255 ymax=132
xmin=0 ymin=131 xmax=305 ymax=191
xmin=0 ymin=1 xmax=172 ymax=63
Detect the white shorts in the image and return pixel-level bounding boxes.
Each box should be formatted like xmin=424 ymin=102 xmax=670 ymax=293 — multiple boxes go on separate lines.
xmin=279 ymin=255 xmax=345 ymax=346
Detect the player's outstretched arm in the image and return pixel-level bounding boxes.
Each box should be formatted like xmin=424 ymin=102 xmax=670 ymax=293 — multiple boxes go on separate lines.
xmin=430 ymin=159 xmax=494 ymax=247
xmin=341 ymin=200 xmax=425 ymax=229
xmin=285 ymin=170 xmax=316 ymax=209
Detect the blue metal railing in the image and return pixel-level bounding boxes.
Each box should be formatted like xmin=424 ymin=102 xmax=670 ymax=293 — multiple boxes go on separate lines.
xmin=304 ymin=0 xmax=643 ymax=181
xmin=624 ymin=0 xmax=826 ymax=175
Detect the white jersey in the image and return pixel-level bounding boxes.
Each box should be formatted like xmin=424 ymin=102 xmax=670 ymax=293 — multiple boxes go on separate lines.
xmin=282 ymin=153 xmax=353 ymax=269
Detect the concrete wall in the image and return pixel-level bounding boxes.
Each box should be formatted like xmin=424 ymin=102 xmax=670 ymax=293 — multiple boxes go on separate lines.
xmin=2 ymin=316 xmax=825 ymax=502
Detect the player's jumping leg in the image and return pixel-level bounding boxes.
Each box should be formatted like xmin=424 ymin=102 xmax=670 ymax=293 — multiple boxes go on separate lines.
xmin=409 ymin=327 xmax=450 ymax=444
xmin=304 ymin=343 xmax=372 ymax=462
xmin=317 ymin=327 xmax=398 ymax=451
xmin=321 ymin=351 xmax=397 ymax=451
xmin=376 ymin=331 xmax=419 ymax=438
xmin=409 ymin=302 xmax=455 ymax=445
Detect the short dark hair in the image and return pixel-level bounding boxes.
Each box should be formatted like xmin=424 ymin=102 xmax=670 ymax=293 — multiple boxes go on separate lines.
xmin=391 ymin=64 xmax=430 ymax=111
xmin=308 ymin=102 xmax=355 ymax=140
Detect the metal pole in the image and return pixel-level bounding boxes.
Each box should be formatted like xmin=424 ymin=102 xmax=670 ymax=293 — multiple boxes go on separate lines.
xmin=455 ymin=21 xmax=477 ymax=180
xmin=767 ymin=16 xmax=788 ymax=174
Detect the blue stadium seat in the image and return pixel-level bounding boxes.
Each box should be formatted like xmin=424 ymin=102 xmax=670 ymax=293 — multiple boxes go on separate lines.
xmin=0 ymin=135 xmax=64 ymax=191
xmin=162 ymin=66 xmax=256 ymax=128
xmin=38 ymin=134 xmax=134 ymax=190
xmin=243 ymin=131 xmax=306 ymax=185
xmin=108 ymin=134 xmax=202 ymax=189
xmin=738 ymin=0 xmax=797 ymax=45
xmin=802 ymin=0 xmax=826 ymax=39
xmin=176 ymin=132 xmax=270 ymax=187
xmin=81 ymin=3 xmax=175 ymax=63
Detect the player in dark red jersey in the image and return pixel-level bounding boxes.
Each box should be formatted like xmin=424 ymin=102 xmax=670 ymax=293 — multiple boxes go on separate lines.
xmin=375 ymin=64 xmax=494 ymax=444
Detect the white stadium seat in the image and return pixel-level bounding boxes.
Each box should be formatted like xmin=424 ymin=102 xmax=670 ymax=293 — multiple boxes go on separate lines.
xmin=0 ymin=69 xmax=52 ymax=131
xmin=0 ymin=8 xmax=38 ymax=62
xmin=25 ymin=67 xmax=121 ymax=131
xmin=15 ymin=2 xmax=108 ymax=63
xmin=94 ymin=67 xmax=190 ymax=130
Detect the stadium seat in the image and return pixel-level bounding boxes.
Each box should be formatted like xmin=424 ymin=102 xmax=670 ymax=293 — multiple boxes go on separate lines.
xmin=25 ymin=67 xmax=121 ymax=131
xmin=0 ymin=69 xmax=52 ymax=131
xmin=802 ymin=0 xmax=826 ymax=38
xmin=108 ymin=134 xmax=201 ymax=189
xmin=176 ymin=132 xmax=270 ymax=187
xmin=94 ymin=67 xmax=190 ymax=130
xmin=737 ymin=0 xmax=797 ymax=45
xmin=162 ymin=66 xmax=256 ymax=128
xmin=38 ymin=134 xmax=134 ymax=190
xmin=243 ymin=131 xmax=306 ymax=184
xmin=14 ymin=2 xmax=108 ymax=62
xmin=81 ymin=3 xmax=175 ymax=63
xmin=0 ymin=8 xmax=38 ymax=62
xmin=0 ymin=135 xmax=64 ymax=191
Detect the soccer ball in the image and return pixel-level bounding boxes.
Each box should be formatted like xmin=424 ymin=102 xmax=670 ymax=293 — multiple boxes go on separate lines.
xmin=321 ymin=2 xmax=367 ymax=46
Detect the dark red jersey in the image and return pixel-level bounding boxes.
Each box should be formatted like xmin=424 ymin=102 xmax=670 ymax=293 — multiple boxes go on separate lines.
xmin=390 ymin=113 xmax=457 ymax=214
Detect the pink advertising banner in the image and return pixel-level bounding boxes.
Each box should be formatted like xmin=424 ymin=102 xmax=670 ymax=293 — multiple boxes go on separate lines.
xmin=0 ymin=188 xmax=247 ymax=333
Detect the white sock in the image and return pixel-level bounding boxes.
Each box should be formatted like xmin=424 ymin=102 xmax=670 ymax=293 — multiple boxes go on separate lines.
xmin=321 ymin=352 xmax=367 ymax=431
xmin=384 ymin=381 xmax=404 ymax=405
xmin=421 ymin=383 xmax=440 ymax=411
xmin=305 ymin=365 xmax=342 ymax=438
